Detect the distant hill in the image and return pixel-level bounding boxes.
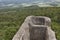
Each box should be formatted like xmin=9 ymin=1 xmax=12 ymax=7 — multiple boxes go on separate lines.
xmin=0 ymin=0 xmax=60 ymax=8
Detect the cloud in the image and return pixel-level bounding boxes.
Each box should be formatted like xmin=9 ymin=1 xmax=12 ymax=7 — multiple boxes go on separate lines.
xmin=21 ymin=3 xmax=32 ymax=7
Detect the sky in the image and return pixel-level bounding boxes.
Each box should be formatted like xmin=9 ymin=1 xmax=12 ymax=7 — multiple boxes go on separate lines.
xmin=0 ymin=0 xmax=59 ymax=2
xmin=55 ymin=0 xmax=60 ymax=1
xmin=0 ymin=0 xmax=60 ymax=3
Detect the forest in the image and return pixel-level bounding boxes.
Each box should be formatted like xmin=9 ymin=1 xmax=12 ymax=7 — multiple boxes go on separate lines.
xmin=0 ymin=6 xmax=60 ymax=40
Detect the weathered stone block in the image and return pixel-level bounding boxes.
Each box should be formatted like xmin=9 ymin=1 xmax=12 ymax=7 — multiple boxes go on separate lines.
xmin=29 ymin=26 xmax=47 ymax=40
xmin=31 ymin=17 xmax=45 ymax=25
xmin=12 ymin=16 xmax=57 ymax=40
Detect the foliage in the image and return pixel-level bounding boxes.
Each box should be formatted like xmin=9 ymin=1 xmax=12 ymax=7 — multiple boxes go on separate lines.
xmin=0 ymin=6 xmax=60 ymax=40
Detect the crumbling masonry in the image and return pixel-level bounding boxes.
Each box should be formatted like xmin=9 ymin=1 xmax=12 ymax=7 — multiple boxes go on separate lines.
xmin=12 ymin=16 xmax=57 ymax=40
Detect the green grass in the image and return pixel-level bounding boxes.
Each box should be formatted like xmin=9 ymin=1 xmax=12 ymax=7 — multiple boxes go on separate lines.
xmin=0 ymin=7 xmax=60 ymax=40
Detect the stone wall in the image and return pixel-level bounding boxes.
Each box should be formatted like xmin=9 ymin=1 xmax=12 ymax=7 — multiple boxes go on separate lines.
xmin=12 ymin=16 xmax=57 ymax=40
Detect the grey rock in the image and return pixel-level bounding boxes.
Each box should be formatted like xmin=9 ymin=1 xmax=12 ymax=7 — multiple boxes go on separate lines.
xmin=12 ymin=16 xmax=56 ymax=40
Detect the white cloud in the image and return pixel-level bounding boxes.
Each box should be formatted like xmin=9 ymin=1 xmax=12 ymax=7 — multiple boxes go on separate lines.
xmin=7 ymin=4 xmax=14 ymax=6
xmin=21 ymin=3 xmax=32 ymax=7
